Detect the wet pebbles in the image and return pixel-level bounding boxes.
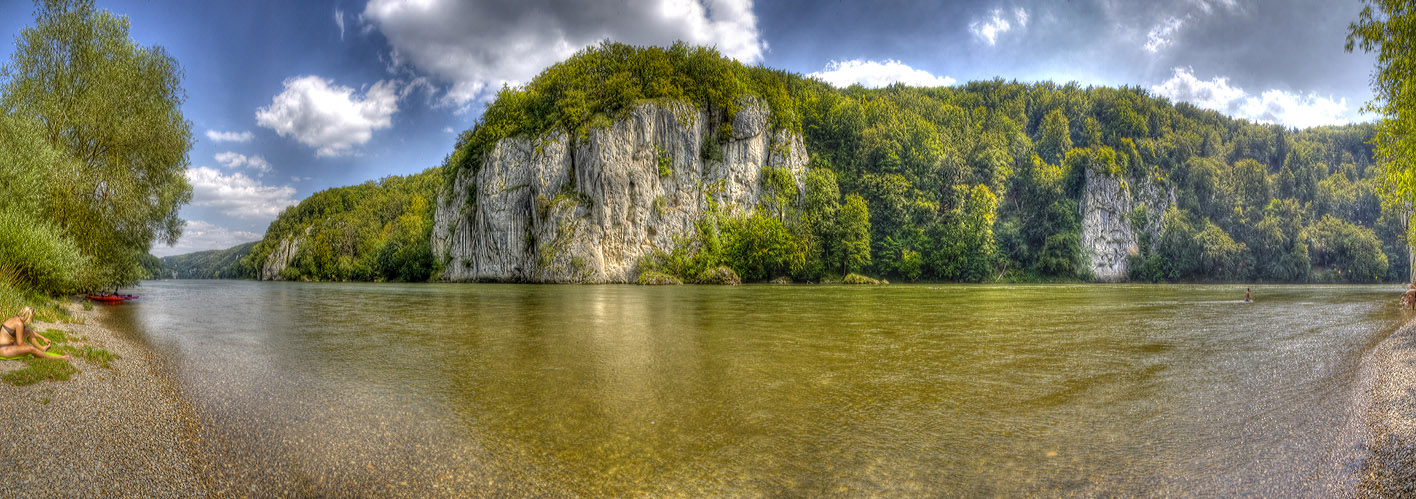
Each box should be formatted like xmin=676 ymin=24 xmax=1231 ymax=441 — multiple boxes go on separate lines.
xmin=0 ymin=301 xmax=210 ymax=497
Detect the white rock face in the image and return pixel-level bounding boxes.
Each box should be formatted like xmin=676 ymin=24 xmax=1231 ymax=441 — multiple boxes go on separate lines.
xmin=432 ymin=100 xmax=808 ymax=283
xmin=1080 ymin=168 xmax=1174 ymax=282
xmin=260 ymin=227 xmax=309 ymax=281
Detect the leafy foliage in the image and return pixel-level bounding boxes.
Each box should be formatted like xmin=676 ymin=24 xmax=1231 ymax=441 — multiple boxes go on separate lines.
xmin=0 ymin=0 xmax=192 ymax=292
xmin=441 ymin=43 xmax=1403 ymax=283
xmin=240 ymin=170 xmax=441 ymax=282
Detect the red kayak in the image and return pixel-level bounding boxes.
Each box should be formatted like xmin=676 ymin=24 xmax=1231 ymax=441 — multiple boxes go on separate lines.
xmin=86 ymin=295 xmax=128 ymax=303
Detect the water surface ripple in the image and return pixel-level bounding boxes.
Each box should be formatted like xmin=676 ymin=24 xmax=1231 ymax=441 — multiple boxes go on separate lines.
xmin=105 ymin=282 xmax=1405 ymax=496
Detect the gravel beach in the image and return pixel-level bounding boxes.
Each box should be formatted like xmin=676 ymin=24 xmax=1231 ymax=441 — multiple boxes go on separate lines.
xmin=0 ymin=301 xmax=211 ymax=497
xmin=1360 ymin=319 xmax=1416 ymax=497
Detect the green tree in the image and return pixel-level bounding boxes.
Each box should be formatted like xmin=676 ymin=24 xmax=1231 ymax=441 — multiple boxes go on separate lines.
xmin=840 ymin=194 xmax=872 ymax=274
xmin=1037 ymin=108 xmax=1072 ymax=165
xmin=1307 ymin=215 xmax=1389 ymax=281
xmin=2 ymin=0 xmax=193 ymax=288
xmin=1348 ymin=1 xmax=1416 ymax=249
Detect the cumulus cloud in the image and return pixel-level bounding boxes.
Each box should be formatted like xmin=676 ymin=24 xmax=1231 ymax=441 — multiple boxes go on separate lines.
xmin=809 ymin=59 xmax=956 ymax=88
xmin=256 ymin=76 xmax=399 ymax=157
xmin=185 ymin=166 xmax=298 ymax=220
xmin=1152 ymin=67 xmax=1350 ymax=128
xmin=214 ymin=151 xmax=272 ymax=174
xmin=206 ymin=130 xmax=254 ymax=143
xmin=151 ymin=220 xmax=262 ymax=258
xmin=361 ymin=0 xmax=767 ymax=110
xmin=1144 ymin=17 xmax=1184 ymax=53
xmin=969 ymin=7 xmax=1028 ymax=46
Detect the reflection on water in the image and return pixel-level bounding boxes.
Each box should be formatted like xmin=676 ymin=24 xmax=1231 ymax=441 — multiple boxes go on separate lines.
xmin=104 ymin=282 xmax=1405 ymax=496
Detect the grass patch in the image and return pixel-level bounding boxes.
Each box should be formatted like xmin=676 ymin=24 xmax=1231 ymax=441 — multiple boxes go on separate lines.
xmin=2 ymin=358 xmax=77 ymax=386
xmin=52 ymin=344 xmax=117 ymax=369
xmin=40 ymin=329 xmax=70 ymax=344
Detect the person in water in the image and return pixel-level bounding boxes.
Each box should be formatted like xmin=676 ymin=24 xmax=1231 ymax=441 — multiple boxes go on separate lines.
xmin=1 ymin=307 xmax=67 ymax=360
xmin=1245 ymin=288 xmax=1252 ymax=303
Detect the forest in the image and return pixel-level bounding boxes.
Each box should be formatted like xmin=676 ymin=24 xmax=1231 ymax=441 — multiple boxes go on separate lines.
xmin=170 ymin=42 xmax=1402 ymax=284
xmin=438 ymin=42 xmax=1400 ymax=284
xmin=231 ymin=170 xmax=442 ymax=282
xmin=156 ymin=242 xmax=256 ymax=279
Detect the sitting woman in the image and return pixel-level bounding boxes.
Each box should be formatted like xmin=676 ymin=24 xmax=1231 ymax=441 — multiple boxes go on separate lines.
xmin=1 ymin=307 xmax=68 ymax=360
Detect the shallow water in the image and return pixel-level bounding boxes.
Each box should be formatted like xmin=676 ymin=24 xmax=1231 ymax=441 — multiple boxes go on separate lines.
xmin=104 ymin=281 xmax=1408 ymax=496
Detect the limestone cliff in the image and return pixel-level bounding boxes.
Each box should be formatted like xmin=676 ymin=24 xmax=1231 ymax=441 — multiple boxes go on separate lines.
xmin=1080 ymin=167 xmax=1174 ymax=282
xmin=260 ymin=227 xmax=308 ymax=281
xmin=432 ymin=100 xmax=808 ymax=283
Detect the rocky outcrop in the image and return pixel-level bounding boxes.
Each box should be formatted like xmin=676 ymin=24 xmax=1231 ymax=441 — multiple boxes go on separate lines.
xmin=432 ymin=100 xmax=808 ymax=283
xmin=260 ymin=227 xmax=308 ymax=281
xmin=1080 ymin=168 xmax=1174 ymax=282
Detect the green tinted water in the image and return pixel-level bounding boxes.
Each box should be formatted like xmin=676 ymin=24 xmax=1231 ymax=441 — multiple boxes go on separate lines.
xmin=107 ymin=282 xmax=1407 ymax=496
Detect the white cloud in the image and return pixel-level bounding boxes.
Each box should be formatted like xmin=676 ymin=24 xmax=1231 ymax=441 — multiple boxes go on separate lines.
xmin=361 ymin=0 xmax=767 ymax=110
xmin=1144 ymin=17 xmax=1184 ymax=53
xmin=1190 ymin=0 xmax=1237 ymax=14
xmin=151 ymin=220 xmax=262 ymax=258
xmin=185 ymin=166 xmax=298 ymax=220
xmin=206 ymin=130 xmax=254 ymax=143
xmin=969 ymin=7 xmax=1028 ymax=46
xmin=1152 ymin=67 xmax=1350 ymax=128
xmin=256 ymin=76 xmax=400 ymax=157
xmin=442 ymin=126 xmax=454 ymax=134
xmin=809 ymin=59 xmax=956 ymax=88
xmin=214 ymin=151 xmax=273 ymax=174
xmin=335 ymin=9 xmax=346 ymax=40
xmin=1236 ymin=90 xmax=1350 ymax=129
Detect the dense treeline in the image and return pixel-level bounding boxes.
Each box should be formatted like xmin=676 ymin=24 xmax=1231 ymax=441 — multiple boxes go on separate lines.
xmin=446 ymin=42 xmax=1403 ymax=283
xmin=158 ymin=242 xmax=256 ymax=279
xmin=237 ymin=170 xmax=441 ymax=282
xmin=0 ymin=0 xmax=191 ymax=307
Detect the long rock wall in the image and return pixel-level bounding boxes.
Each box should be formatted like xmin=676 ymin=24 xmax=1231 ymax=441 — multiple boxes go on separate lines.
xmin=432 ymin=100 xmax=808 ymax=283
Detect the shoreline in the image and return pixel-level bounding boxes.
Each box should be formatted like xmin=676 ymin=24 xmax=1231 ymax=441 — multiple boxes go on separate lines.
xmin=1360 ymin=317 xmax=1416 ymax=496
xmin=0 ymin=299 xmax=212 ymax=496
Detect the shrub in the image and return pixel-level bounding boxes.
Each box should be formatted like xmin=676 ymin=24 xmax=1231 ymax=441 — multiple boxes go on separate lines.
xmin=843 ymin=273 xmax=882 ymax=285
xmin=0 ymin=208 xmax=88 ymax=294
xmin=695 ymin=266 xmax=741 ymax=285
xmin=636 ymin=271 xmax=683 ymax=285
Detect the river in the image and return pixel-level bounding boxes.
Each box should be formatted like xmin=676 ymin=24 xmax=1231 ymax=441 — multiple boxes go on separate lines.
xmin=102 ymin=281 xmax=1408 ymax=496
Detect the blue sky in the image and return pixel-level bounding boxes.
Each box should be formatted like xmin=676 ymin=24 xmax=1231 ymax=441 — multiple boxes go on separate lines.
xmin=0 ymin=0 xmax=1377 ymax=256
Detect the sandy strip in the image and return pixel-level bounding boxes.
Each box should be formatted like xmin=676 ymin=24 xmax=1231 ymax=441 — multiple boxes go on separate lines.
xmin=0 ymin=300 xmax=212 ymax=497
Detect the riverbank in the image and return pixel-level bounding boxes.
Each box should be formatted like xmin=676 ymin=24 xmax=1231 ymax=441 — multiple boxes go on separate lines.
xmin=0 ymin=300 xmax=210 ymax=496
xmin=1360 ymin=317 xmax=1416 ymax=496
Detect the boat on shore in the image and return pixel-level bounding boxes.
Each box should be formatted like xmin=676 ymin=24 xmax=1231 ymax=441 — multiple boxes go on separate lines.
xmin=86 ymin=293 xmax=138 ymax=303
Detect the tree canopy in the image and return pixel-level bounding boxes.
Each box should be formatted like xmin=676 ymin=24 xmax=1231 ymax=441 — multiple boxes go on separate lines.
xmin=0 ymin=0 xmax=192 ymax=292
xmin=1348 ymin=0 xmax=1416 ymax=278
xmin=449 ymin=43 xmax=1400 ymax=284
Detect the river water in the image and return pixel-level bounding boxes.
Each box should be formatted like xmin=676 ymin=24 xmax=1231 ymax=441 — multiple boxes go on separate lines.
xmin=103 ymin=281 xmax=1408 ymax=496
